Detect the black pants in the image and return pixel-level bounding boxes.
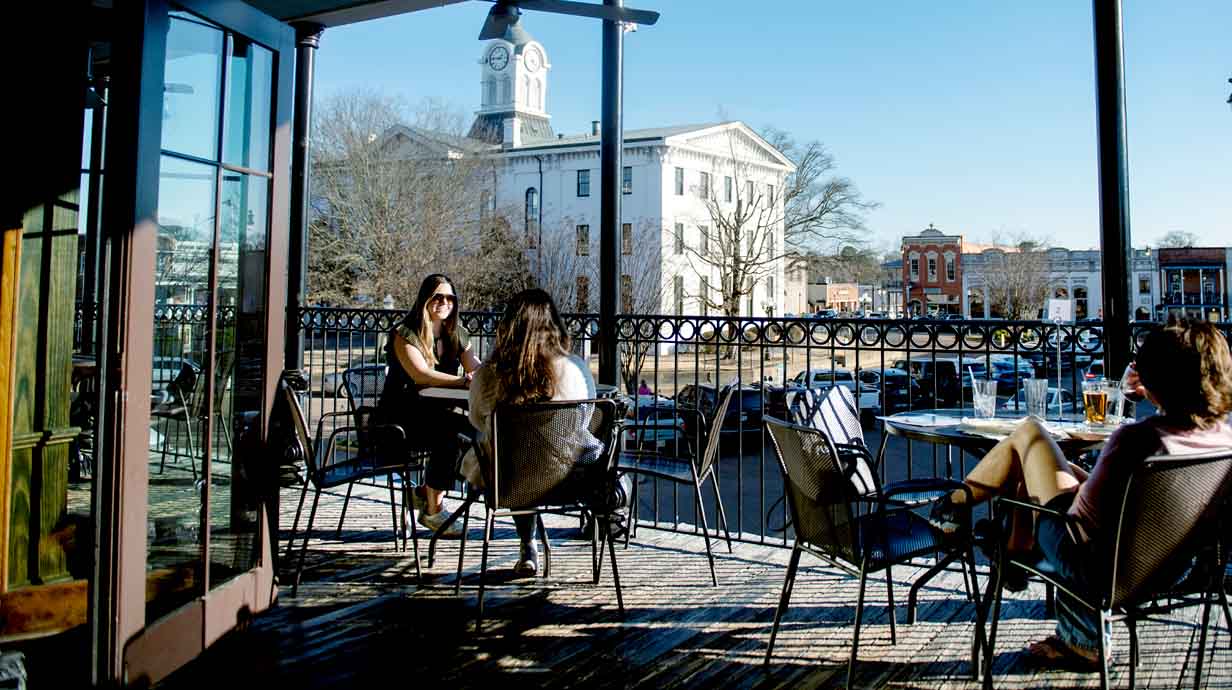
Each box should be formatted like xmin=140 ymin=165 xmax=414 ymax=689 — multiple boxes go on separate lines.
xmin=416 ymin=405 xmax=474 ymax=492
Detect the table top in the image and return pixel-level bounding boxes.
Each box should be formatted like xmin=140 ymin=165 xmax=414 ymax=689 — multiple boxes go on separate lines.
xmin=420 ymin=386 xmax=469 ymax=401
xmin=880 ymin=408 xmax=1119 ymax=451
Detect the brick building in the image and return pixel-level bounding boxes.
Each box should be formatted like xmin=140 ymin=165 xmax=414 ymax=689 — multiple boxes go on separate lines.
xmin=901 ymin=224 xmax=963 ymax=316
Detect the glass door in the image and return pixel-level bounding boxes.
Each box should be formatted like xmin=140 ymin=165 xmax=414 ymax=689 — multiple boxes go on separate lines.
xmin=110 ymin=1 xmax=291 ymax=684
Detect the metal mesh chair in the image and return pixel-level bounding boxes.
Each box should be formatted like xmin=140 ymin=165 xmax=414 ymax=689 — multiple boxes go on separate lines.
xmin=982 ymin=450 xmax=1232 ymax=690
xmin=616 ymin=387 xmax=736 ymax=586
xmin=763 ymin=416 xmax=980 ymax=689
xmin=280 ymin=379 xmax=422 ymax=596
xmin=450 ymin=398 xmax=624 ymax=631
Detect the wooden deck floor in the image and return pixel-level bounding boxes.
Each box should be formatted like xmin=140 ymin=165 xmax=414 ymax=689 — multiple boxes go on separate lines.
xmin=157 ymin=482 xmax=1231 ymax=689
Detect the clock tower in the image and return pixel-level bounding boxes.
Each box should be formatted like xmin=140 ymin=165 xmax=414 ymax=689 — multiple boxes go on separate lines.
xmin=468 ymin=18 xmax=553 ymax=147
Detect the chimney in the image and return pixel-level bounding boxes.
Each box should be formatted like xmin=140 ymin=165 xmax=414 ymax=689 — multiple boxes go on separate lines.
xmin=502 ymin=116 xmax=521 ymax=149
xmin=591 ymin=120 xmax=600 ymax=136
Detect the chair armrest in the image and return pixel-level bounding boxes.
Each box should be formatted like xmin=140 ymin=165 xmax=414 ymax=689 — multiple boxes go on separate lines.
xmin=993 ymin=495 xmax=1068 ymax=519
xmin=320 ymin=425 xmax=359 ymax=466
xmin=314 ymin=408 xmax=359 ymax=445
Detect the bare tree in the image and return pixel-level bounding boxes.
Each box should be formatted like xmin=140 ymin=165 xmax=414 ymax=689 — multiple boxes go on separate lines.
xmin=307 ymin=90 xmax=522 ymax=309
xmin=682 ymin=126 xmax=878 ymax=318
xmin=1156 ymin=230 xmax=1198 ymax=248
xmin=971 ymin=235 xmax=1052 ymax=320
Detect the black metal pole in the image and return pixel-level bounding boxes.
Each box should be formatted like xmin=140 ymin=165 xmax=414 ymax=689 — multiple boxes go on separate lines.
xmin=598 ymin=0 xmax=623 ymax=387
xmin=1093 ymin=0 xmax=1132 ymax=374
xmin=286 ymin=22 xmax=323 ymax=371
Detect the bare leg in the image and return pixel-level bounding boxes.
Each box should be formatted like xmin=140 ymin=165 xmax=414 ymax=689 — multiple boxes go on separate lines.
xmin=954 ymin=418 xmax=1080 ymax=507
xmin=423 ymin=486 xmax=444 ymax=515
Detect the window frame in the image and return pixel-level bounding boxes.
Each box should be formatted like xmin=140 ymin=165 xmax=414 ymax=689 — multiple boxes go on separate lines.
xmin=576 ymin=169 xmax=590 ymax=197
xmin=576 ymin=224 xmax=590 ymax=256
xmin=621 ymin=222 xmax=633 ymax=256
xmin=622 ymin=165 xmax=632 ymax=195
xmin=674 ymin=167 xmax=684 ymax=196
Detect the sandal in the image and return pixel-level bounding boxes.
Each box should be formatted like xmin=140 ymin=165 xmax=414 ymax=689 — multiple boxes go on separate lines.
xmin=1025 ymin=635 xmax=1101 ymax=672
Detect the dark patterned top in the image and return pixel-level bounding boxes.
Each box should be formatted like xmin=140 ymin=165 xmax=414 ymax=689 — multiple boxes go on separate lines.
xmin=378 ymin=321 xmax=470 ymax=413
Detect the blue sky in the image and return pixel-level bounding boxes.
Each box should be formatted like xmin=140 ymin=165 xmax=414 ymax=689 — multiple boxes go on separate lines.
xmin=313 ymin=0 xmax=1230 ymax=253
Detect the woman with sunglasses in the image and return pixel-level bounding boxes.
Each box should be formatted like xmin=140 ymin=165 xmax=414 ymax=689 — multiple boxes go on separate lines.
xmin=379 ymin=274 xmax=481 ymax=537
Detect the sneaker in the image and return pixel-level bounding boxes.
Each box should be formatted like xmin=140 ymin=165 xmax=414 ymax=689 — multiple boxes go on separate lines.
xmin=513 ymin=541 xmax=539 ymax=577
xmin=927 ymin=494 xmax=965 ymax=536
xmin=417 ymin=507 xmax=462 ymax=538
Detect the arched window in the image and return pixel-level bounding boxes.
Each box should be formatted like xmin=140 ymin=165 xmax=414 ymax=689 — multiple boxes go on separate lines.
xmin=525 ymin=187 xmax=539 ymax=246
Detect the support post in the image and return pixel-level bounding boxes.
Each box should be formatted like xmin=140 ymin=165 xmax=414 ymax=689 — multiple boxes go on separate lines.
xmin=286 ymin=23 xmax=323 ymax=371
xmin=598 ymin=0 xmax=623 ymax=387
xmin=1092 ymin=0 xmax=1132 ymax=374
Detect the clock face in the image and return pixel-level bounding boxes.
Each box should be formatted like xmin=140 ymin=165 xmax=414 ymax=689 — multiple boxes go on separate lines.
xmin=488 ymin=46 xmax=509 ymax=71
xmin=524 ymin=48 xmax=542 ymax=72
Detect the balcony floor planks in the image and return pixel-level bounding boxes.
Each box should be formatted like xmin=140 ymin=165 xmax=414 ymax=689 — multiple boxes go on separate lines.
xmin=155 ymin=482 xmax=1230 ymax=689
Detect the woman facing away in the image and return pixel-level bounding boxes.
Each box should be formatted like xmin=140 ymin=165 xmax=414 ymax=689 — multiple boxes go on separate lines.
xmin=378 ymin=274 xmax=481 ymax=537
xmin=929 ymin=319 xmax=1232 ymax=669
xmin=463 ymin=288 xmax=598 ymax=577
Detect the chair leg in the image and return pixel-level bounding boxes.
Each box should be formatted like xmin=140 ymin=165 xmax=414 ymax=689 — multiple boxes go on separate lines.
xmin=337 ymin=483 xmax=354 ymax=537
xmin=692 ymin=477 xmax=718 ymax=586
xmin=602 ymin=514 xmax=625 ymax=616
xmin=184 ymin=415 xmax=198 ymax=482
xmin=285 ymin=480 xmax=311 ymax=564
xmin=982 ymin=558 xmax=1007 ymax=689
xmin=885 ymin=565 xmax=897 ymax=645
xmin=1194 ymin=593 xmax=1213 ymax=690
xmin=765 ymin=544 xmax=802 ymax=665
xmin=907 ymin=551 xmax=959 ymax=624
xmin=847 ymin=561 xmax=870 ymax=690
xmin=709 ymin=474 xmax=733 ymax=553
xmin=624 ymin=478 xmax=639 ymax=548
xmin=537 ymin=513 xmax=551 ymax=579
xmin=386 ymin=475 xmax=399 ymax=550
xmin=292 ymin=489 xmax=323 ymax=597
xmin=157 ymin=417 xmax=169 ymax=474
xmin=1096 ymin=610 xmax=1110 ymax=690
xmin=1045 ymin=582 xmax=1056 ymax=618
xmin=592 ymin=509 xmax=602 ymax=583
xmin=1219 ymin=587 xmax=1232 ymax=650
xmin=475 ymin=512 xmax=494 ymax=633
xmin=454 ymin=500 xmax=473 ymax=595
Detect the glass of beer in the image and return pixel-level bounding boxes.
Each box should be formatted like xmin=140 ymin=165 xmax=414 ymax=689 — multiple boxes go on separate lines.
xmin=1083 ymin=379 xmax=1108 ymax=425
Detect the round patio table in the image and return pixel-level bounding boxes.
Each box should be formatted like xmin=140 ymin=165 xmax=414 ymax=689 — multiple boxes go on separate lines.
xmin=876 ymin=408 xmax=1116 ymax=474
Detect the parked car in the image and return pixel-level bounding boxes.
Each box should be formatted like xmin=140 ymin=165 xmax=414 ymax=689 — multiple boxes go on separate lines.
xmin=812 ymin=309 xmax=838 ymax=319
xmin=675 ymin=382 xmax=785 ymax=439
xmin=152 ymin=356 xmax=201 ymax=390
xmin=1083 ymin=359 xmax=1105 ymax=381
xmin=857 ymin=367 xmax=926 ymax=414
xmin=622 ymin=394 xmax=688 ymax=453
xmin=892 ymin=356 xmax=988 ymax=407
xmin=786 ymin=368 xmax=880 ymax=424
xmin=988 ymin=355 xmax=1037 ymax=395
xmin=1001 ymin=386 xmax=1083 ymax=414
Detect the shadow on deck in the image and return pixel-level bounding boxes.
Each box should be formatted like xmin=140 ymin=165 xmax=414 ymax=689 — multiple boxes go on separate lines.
xmin=157 ymin=483 xmax=1230 ymax=689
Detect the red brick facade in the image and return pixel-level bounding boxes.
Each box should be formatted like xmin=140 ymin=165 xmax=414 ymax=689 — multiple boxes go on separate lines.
xmin=901 ymin=226 xmax=963 ymax=315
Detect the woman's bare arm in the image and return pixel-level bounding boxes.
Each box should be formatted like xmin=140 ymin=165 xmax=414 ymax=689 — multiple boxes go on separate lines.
xmin=461 ymin=344 xmax=482 ymax=375
xmin=393 ymin=333 xmax=467 ymax=387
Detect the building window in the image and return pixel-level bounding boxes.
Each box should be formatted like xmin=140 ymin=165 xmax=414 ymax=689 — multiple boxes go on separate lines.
xmin=622 ymin=223 xmax=632 ymax=255
xmin=674 ymin=275 xmax=684 ymax=315
xmin=1138 ymin=273 xmax=1151 ymax=294
xmin=767 ymin=275 xmax=775 ymax=304
xmin=622 ymin=166 xmax=632 ymax=195
xmin=621 ymin=274 xmax=633 ymax=312
xmin=524 ymin=187 xmax=538 ymax=246
xmin=767 ymin=183 xmax=775 ymax=204
xmin=576 ymin=224 xmax=589 ymax=256
xmin=576 ymin=276 xmax=590 ymax=311
xmin=1074 ymin=286 xmax=1089 ymax=320
xmin=698 ymin=171 xmax=710 ymax=199
xmin=479 ymin=190 xmax=491 ymax=218
xmin=674 ymin=167 xmax=684 ymax=195
xmin=909 ymin=256 xmax=919 ymax=279
xmin=746 ymin=180 xmax=754 ymax=202
xmin=724 ymin=176 xmax=732 ymax=202
xmin=576 ymin=169 xmax=590 ymax=197
xmin=927 ymin=256 xmax=937 ymax=282
xmin=768 ymin=231 xmax=775 ymax=258
xmin=673 ymin=222 xmax=684 ymax=255
xmin=945 ymin=254 xmax=956 ymax=282
xmin=699 ymin=226 xmax=709 ymax=256
xmin=700 ymin=279 xmax=709 ymax=315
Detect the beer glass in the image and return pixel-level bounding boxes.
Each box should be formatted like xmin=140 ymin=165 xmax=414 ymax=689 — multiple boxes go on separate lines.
xmin=1024 ymin=378 xmax=1049 ymax=419
xmin=1083 ymin=379 xmax=1108 ymax=425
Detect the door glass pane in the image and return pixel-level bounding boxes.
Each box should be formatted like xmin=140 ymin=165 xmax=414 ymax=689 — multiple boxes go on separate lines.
xmin=162 ymin=15 xmax=223 ymax=160
xmin=209 ymin=172 xmax=267 ymax=584
xmin=148 ymin=155 xmax=214 ymax=619
xmin=223 ymin=39 xmax=273 ymax=171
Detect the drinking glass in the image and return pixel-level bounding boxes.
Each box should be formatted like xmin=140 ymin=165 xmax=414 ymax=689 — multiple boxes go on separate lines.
xmin=1083 ymin=379 xmax=1108 ymax=425
xmin=972 ymin=379 xmax=998 ymax=419
xmin=1103 ymin=379 xmax=1125 ymax=425
xmin=1024 ymin=378 xmax=1049 ymax=419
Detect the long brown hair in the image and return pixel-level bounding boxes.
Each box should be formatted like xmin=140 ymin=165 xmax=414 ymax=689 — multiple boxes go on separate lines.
xmin=1137 ymin=319 xmax=1232 ymax=430
xmin=490 ymin=289 xmax=572 ymax=405
xmin=405 ymin=274 xmax=461 ymax=367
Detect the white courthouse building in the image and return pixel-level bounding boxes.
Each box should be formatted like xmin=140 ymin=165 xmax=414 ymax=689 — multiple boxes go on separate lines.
xmin=380 ymin=20 xmax=793 ymax=317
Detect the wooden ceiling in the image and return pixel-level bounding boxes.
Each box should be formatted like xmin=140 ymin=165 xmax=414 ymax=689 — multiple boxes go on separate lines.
xmin=241 ymin=0 xmax=467 ymax=27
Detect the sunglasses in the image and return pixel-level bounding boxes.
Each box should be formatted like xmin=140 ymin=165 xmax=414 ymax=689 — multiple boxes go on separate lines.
xmin=428 ymin=293 xmax=456 ymax=305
